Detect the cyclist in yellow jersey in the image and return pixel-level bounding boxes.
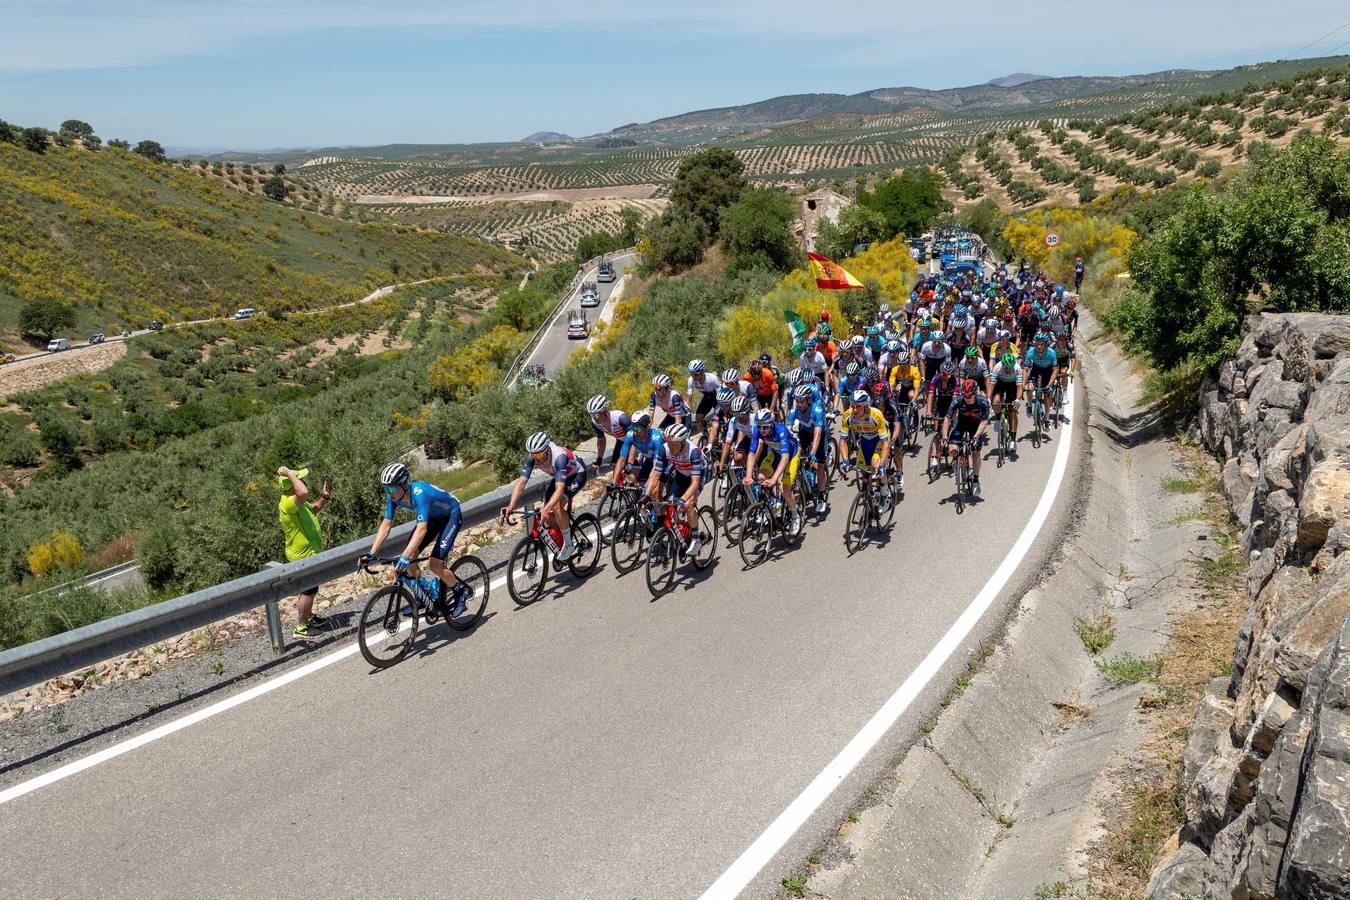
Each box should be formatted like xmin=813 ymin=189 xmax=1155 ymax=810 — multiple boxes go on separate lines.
xmin=837 ymin=389 xmax=891 ymax=477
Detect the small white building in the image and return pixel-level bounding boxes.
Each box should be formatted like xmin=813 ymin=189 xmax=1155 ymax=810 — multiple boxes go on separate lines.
xmin=795 ymin=188 xmax=852 ymax=252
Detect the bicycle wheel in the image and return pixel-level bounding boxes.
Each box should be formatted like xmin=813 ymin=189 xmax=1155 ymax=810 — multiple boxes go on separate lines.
xmin=927 ymin=438 xmax=942 ymax=482
xmin=357 ymin=584 xmax=418 ymax=668
xmin=721 ymin=484 xmax=751 ymax=545
xmin=874 ymin=475 xmax=896 ymax=531
xmin=595 ymin=491 xmax=624 ymax=546
xmin=692 ymin=505 xmax=718 ymax=570
xmin=738 ymin=501 xmax=772 ymax=569
xmin=645 ymin=527 xmax=679 ymax=598
xmin=954 ymin=455 xmax=967 ymax=515
xmin=567 ymin=513 xmax=603 ymax=578
xmin=507 ymin=537 xmax=548 ymax=606
xmin=1031 ymin=405 xmax=1043 ymax=449
xmin=445 ymin=555 xmax=489 ymax=632
xmin=609 ymin=508 xmax=646 ymax=574
xmin=844 ymin=492 xmax=869 ymax=555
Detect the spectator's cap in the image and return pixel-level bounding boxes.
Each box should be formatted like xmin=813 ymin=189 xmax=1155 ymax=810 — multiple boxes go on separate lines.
xmin=277 ymin=467 xmax=309 ymax=491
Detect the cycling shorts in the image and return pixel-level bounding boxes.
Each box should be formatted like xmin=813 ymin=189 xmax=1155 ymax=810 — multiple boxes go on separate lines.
xmin=759 ymin=450 xmax=799 ymax=487
xmin=854 ymin=436 xmax=886 ymax=468
xmin=562 ymin=468 xmax=588 ymax=499
xmin=416 ymin=499 xmax=463 ymax=562
xmin=894 ymin=385 xmax=917 ymax=406
xmin=948 ymin=427 xmax=988 ymax=448
xmin=664 ymin=470 xmax=701 ymax=502
xmin=625 ymin=457 xmax=654 ymax=484
xmin=993 ymin=381 xmax=1019 ymax=403
xmin=794 ymin=426 xmax=828 ymax=461
xmin=1028 ymin=365 xmax=1055 ymax=389
xmin=694 ymin=393 xmax=717 ymax=417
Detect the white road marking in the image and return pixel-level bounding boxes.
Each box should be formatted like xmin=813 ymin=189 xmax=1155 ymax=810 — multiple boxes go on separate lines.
xmin=698 ymin=385 xmax=1078 ymax=900
xmin=0 ymin=518 xmax=623 ymax=807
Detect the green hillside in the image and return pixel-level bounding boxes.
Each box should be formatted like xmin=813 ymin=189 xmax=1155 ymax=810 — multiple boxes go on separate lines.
xmin=0 ymin=140 xmax=525 ymax=349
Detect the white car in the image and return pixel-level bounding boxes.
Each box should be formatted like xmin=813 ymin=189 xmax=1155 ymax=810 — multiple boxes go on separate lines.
xmin=47 ymin=338 xmax=71 ymax=352
xmin=579 ymin=282 xmax=600 ymax=308
xmin=233 ymin=307 xmax=257 ymax=320
xmin=566 ymin=311 xmax=589 ymax=340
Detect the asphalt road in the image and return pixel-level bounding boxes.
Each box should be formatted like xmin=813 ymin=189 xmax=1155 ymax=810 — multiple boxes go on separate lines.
xmin=0 ymin=380 xmax=1082 ymax=897
xmin=517 ymin=251 xmax=637 ymax=381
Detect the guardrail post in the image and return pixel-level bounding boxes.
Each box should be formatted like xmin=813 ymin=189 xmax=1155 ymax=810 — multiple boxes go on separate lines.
xmin=262 ymin=561 xmax=286 ymax=654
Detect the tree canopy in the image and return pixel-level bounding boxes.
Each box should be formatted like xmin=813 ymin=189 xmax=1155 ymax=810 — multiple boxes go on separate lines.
xmin=133 ymin=140 xmax=166 ymax=162
xmin=667 ymin=147 xmax=746 ymax=240
xmin=857 ymin=170 xmax=944 ymax=239
xmin=261 ymin=175 xmax=291 ymax=201
xmin=18 ymin=298 xmax=77 ymax=341
xmin=720 ymin=187 xmax=800 ymax=273
xmin=813 ymin=205 xmax=890 ymax=261
xmin=59 ymin=119 xmax=94 ymax=139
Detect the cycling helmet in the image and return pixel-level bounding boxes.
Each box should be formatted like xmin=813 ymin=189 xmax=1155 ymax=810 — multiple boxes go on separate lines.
xmin=1066 ymin=298 xmax=1077 ymax=310
xmin=884 ymin=340 xmax=901 ymax=353
xmin=898 ymin=348 xmax=913 ymax=364
xmin=715 ymin=386 xmax=735 ymax=404
xmin=787 ymin=367 xmax=805 ymax=386
xmin=931 ymin=331 xmax=946 ymax=342
xmin=1055 ymin=284 xmax=1065 ymax=293
xmin=749 ymin=360 xmax=764 ymax=375
xmin=867 ymin=325 xmax=881 ymax=336
xmin=850 ymin=390 xmax=870 ymax=405
xmin=526 ymin=431 xmax=550 ymax=454
xmin=952 ymin=315 xmax=968 ymax=329
xmin=1035 ymin=332 xmax=1050 ymax=343
xmin=997 ymin=329 xmax=1012 ymax=341
xmin=722 ymin=367 xmax=741 ymax=384
xmin=759 ymin=352 xmax=773 ymax=364
xmin=940 ymin=360 xmax=956 ymax=375
xmin=688 ymin=359 xmax=705 ymax=375
xmin=652 ymin=373 xmax=672 ymax=388
xmin=864 ymin=365 xmax=880 ymax=381
xmin=909 ymin=291 xmax=919 ymax=301
xmin=1001 ymin=352 xmax=1017 ymax=368
xmin=755 ymin=409 xmax=775 ymax=427
xmin=379 ymin=462 xmax=410 ymax=488
xmin=665 ymin=424 xmax=690 ymax=443
xmin=879 ymin=303 xmax=891 ymax=314
xmin=845 ymin=361 xmax=862 ymax=376
xmin=816 ymin=323 xmax=831 ymax=337
xmin=961 ymin=378 xmax=978 ymax=399
xmin=586 ymin=394 xmax=609 ymax=415
xmin=965 ymin=346 xmax=980 ymax=359
xmin=803 ymin=340 xmax=816 ymax=352
xmin=794 ymin=384 xmax=814 ymax=401
xmin=918 ymin=307 xmax=931 ymax=319
xmin=631 ymin=409 xmax=653 ymax=427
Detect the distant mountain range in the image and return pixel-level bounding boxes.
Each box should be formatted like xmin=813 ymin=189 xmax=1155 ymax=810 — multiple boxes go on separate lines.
xmin=606 ymin=68 xmax=1213 ymax=141
xmin=521 ymin=131 xmax=572 ymax=143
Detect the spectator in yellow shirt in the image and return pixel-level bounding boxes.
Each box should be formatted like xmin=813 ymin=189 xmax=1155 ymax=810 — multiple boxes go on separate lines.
xmin=277 ymin=466 xmax=331 ymax=639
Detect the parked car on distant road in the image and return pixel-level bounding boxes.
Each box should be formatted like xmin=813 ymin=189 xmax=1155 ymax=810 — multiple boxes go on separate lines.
xmin=47 ymin=338 xmax=71 ymax=352
xmin=1 ymin=353 xmax=15 ymax=365
xmin=233 ymin=307 xmax=257 ymax=320
xmin=148 ymin=321 xmax=164 ymax=331
xmin=89 ymin=332 xmax=105 ymax=344
xmin=567 ymin=310 xmax=589 ymax=340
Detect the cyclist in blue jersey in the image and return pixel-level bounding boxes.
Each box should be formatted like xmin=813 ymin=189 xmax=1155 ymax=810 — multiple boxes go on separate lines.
xmin=362 ymin=463 xmax=472 ymax=616
xmin=788 ymin=384 xmax=830 ymax=513
xmin=647 ymin=423 xmax=709 ymax=557
xmin=502 ymin=432 xmax=588 ymax=561
xmin=704 ymin=385 xmax=736 ymax=455
xmin=586 ymin=394 xmax=632 ymax=470
xmin=1023 ymin=333 xmax=1060 ymax=394
xmin=837 ymin=360 xmax=867 ymax=411
xmin=620 ymin=409 xmax=665 ymax=485
xmin=743 ymin=408 xmax=802 ymax=533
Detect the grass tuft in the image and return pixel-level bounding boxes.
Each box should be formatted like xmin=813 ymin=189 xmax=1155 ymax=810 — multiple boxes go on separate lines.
xmin=779 ymin=872 xmax=808 ymax=899
xmin=1096 ymin=652 xmax=1164 ymax=685
xmin=1074 ymin=612 xmax=1118 ymax=654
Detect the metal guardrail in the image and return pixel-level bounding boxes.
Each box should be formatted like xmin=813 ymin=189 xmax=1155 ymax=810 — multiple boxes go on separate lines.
xmin=502 ymin=248 xmax=636 ymax=387
xmin=20 ymin=561 xmax=141 ymax=602
xmin=0 ymin=469 xmax=564 ymax=696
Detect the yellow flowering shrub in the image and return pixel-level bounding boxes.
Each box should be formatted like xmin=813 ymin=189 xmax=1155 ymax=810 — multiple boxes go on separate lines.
xmin=27 ymin=530 xmax=84 ymax=576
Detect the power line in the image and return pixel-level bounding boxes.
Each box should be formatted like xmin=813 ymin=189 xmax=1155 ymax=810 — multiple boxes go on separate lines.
xmin=1290 ymin=21 xmax=1350 ymax=58
xmin=1326 ymin=36 xmax=1350 ymax=57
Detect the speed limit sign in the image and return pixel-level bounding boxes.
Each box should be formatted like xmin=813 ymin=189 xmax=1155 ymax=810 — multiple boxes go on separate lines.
xmin=1044 ymin=231 xmax=1060 ymax=247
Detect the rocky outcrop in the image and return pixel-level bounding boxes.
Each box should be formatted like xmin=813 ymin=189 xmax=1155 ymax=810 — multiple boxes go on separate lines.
xmin=1150 ymin=313 xmax=1350 ymax=899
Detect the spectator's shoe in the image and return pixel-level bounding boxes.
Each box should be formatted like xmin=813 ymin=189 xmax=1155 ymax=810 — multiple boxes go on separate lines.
xmin=305 ymin=613 xmax=330 ymax=629
xmin=450 ymin=583 xmax=471 ymax=618
xmin=293 ymin=621 xmax=315 ymax=639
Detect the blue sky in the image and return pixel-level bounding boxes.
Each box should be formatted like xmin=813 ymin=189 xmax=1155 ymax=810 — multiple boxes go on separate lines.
xmin=2 ymin=1 xmax=1348 ymax=150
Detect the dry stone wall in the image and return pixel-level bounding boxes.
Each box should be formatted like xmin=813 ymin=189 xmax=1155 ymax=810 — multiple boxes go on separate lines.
xmin=1149 ymin=313 xmax=1350 ymax=899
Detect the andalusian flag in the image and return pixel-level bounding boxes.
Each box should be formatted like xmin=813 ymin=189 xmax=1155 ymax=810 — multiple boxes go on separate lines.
xmin=807 ymin=252 xmax=864 ymax=290
xmin=785 ymin=309 xmax=809 ymax=355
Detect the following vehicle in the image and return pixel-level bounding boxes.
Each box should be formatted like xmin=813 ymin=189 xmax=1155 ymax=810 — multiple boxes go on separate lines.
xmin=233 ymin=307 xmax=257 ymax=320
xmin=46 ymin=338 xmax=71 ymax=352
xmin=89 ymin=333 xmax=105 ymax=344
xmin=567 ymin=310 xmax=589 ymax=340
xmin=579 ymin=281 xmax=600 ymax=308
xmin=596 ymin=259 xmax=616 ymax=283
xmin=148 ymin=321 xmax=164 ymax=332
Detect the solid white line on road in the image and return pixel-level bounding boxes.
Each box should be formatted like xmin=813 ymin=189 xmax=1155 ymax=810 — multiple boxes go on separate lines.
xmin=698 ymin=385 xmax=1079 ymax=900
xmin=0 ymin=566 xmax=513 ymax=807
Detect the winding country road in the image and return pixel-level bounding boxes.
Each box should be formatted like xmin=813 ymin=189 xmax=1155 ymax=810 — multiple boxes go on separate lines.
xmin=513 ymin=251 xmax=637 ymax=383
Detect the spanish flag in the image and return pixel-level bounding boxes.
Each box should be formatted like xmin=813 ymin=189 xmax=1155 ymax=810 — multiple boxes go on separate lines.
xmin=807 ymin=252 xmax=864 ymax=290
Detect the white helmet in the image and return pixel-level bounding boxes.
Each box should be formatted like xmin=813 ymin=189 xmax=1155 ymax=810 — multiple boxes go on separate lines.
xmin=722 ymin=367 xmax=741 ymax=384
xmin=755 ymin=409 xmax=775 ymax=426
xmin=652 ymin=373 xmax=672 ymax=388
xmin=585 ymin=394 xmax=608 ymax=415
xmin=525 ymin=431 xmax=550 ymax=453
xmin=688 ymin=359 xmax=705 ymax=374
xmin=731 ymin=396 xmax=751 ymax=415
xmin=631 ymin=409 xmax=652 ymax=427
xmin=379 ymin=462 xmax=410 ymax=488
xmin=665 ymin=424 xmax=690 ymax=442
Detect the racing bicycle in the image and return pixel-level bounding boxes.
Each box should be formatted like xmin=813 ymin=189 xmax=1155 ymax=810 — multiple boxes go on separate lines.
xmin=355 ymin=552 xmax=490 ymax=668
xmin=503 ymin=504 xmax=602 ymax=605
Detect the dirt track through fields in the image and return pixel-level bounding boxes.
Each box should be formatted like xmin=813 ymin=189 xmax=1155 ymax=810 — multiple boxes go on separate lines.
xmin=0 ymin=343 xmax=127 ymax=397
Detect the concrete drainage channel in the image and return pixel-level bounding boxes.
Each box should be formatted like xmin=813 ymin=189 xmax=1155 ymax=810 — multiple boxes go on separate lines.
xmin=800 ymin=317 xmax=1203 ymax=898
